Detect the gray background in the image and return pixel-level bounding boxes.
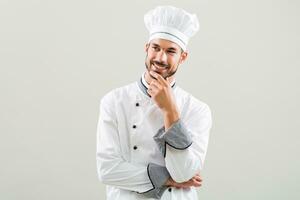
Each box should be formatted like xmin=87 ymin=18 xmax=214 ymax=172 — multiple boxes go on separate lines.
xmin=1 ymin=0 xmax=299 ymax=199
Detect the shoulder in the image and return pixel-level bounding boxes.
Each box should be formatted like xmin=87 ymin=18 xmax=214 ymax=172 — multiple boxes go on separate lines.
xmin=100 ymin=82 xmax=137 ymax=106
xmin=175 ymin=86 xmax=211 ymax=117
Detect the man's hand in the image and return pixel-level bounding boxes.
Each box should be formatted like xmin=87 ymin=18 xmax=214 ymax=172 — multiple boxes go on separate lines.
xmin=147 ymin=71 xmax=177 ymax=111
xmin=147 ymin=71 xmax=180 ymax=129
xmin=165 ymin=174 xmax=203 ymax=189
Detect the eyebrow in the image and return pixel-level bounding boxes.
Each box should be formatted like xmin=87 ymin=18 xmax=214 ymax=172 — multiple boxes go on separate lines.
xmin=151 ymin=43 xmax=179 ymax=52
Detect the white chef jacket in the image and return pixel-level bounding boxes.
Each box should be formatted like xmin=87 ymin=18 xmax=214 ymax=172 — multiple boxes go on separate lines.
xmin=96 ymin=76 xmax=212 ymax=200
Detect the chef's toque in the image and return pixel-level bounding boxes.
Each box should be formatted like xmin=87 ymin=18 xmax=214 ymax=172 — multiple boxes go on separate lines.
xmin=144 ymin=5 xmax=199 ymax=52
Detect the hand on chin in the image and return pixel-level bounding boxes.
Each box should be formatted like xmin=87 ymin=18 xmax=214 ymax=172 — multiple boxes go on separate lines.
xmin=149 ymin=70 xmax=163 ymax=80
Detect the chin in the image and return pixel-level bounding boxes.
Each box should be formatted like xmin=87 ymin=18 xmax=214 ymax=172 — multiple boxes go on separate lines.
xmin=153 ymin=70 xmax=168 ymax=77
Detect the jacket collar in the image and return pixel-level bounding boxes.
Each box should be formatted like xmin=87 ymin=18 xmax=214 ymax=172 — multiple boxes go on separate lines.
xmin=137 ymin=72 xmax=176 ymax=98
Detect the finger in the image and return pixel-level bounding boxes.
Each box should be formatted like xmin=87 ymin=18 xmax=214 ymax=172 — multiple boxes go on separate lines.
xmin=177 ymin=184 xmax=189 ymax=189
xmin=193 ymin=173 xmax=202 ymax=180
xmin=193 ymin=177 xmax=202 ymax=183
xmin=176 ymin=180 xmax=202 ymax=189
xmin=174 ymin=181 xmax=187 ymax=188
xmin=184 ymin=181 xmax=194 ymax=188
xmin=194 ymin=183 xmax=202 ymax=187
xmin=156 ymin=74 xmax=168 ymax=87
xmin=149 ymin=70 xmax=160 ymax=79
xmin=181 ymin=186 xmax=190 ymax=189
xmin=195 ymin=173 xmax=201 ymax=178
xmin=150 ymin=80 xmax=162 ymax=90
xmin=149 ymin=84 xmax=160 ymax=92
xmin=194 ymin=179 xmax=203 ymax=187
xmin=194 ymin=176 xmax=202 ymax=182
xmin=173 ymin=182 xmax=181 ymax=189
xmin=150 ymin=71 xmax=168 ymax=86
xmin=190 ymin=180 xmax=201 ymax=187
xmin=147 ymin=88 xmax=154 ymax=96
xmin=197 ymin=174 xmax=202 ymax=179
xmin=156 ymin=74 xmax=168 ymax=86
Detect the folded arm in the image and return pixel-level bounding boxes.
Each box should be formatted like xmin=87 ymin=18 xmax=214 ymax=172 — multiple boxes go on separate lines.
xmin=96 ymin=97 xmax=171 ymax=199
xmin=154 ymin=104 xmax=212 ymax=183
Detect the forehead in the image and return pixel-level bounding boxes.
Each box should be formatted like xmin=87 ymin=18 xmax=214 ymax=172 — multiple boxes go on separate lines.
xmin=149 ymin=38 xmax=181 ymax=50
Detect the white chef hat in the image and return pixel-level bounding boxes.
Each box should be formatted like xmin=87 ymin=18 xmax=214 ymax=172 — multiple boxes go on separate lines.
xmin=144 ymin=5 xmax=199 ymax=52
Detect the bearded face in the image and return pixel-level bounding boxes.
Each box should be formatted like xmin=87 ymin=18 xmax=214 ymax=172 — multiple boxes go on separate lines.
xmin=144 ymin=39 xmax=186 ymax=79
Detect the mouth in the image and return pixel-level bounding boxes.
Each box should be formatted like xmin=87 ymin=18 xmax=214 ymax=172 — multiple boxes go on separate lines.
xmin=151 ymin=62 xmax=168 ymax=72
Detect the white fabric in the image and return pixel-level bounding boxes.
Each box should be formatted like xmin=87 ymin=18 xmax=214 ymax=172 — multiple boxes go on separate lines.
xmin=144 ymin=6 xmax=199 ymax=51
xmin=96 ymin=81 xmax=212 ymax=200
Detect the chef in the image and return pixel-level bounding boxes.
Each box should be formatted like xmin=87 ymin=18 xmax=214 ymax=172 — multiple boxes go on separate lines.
xmin=96 ymin=5 xmax=212 ymax=200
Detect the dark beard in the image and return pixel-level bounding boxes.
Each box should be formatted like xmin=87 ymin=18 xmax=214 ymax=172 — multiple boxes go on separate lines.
xmin=144 ymin=55 xmax=179 ymax=80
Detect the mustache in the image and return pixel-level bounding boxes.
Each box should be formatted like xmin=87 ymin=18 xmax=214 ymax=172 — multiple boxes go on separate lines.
xmin=151 ymin=61 xmax=169 ymax=68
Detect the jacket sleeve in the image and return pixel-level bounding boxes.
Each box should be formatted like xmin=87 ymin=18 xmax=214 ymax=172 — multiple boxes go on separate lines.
xmin=96 ymin=95 xmax=170 ymax=199
xmin=153 ymin=104 xmax=212 ymax=183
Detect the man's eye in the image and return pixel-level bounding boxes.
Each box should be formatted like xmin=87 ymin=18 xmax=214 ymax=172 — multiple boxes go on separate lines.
xmin=168 ymin=51 xmax=176 ymax=54
xmin=152 ymin=47 xmax=159 ymax=51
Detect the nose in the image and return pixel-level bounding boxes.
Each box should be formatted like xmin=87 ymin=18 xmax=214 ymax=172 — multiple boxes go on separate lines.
xmin=156 ymin=50 xmax=167 ymax=63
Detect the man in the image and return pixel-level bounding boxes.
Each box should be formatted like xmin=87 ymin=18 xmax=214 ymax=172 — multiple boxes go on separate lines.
xmin=96 ymin=5 xmax=212 ymax=200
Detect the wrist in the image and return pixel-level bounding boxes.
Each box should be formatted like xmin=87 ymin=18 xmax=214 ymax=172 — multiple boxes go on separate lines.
xmin=163 ymin=105 xmax=179 ymax=117
xmin=164 ymin=178 xmax=174 ymax=187
xmin=163 ymin=110 xmax=179 ymax=122
xmin=163 ymin=112 xmax=179 ymax=130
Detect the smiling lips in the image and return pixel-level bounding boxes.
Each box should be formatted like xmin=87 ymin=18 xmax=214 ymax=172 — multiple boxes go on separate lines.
xmin=151 ymin=62 xmax=169 ymax=73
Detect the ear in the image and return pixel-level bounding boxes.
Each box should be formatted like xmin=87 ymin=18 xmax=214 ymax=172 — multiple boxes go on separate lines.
xmin=179 ymin=51 xmax=188 ymax=64
xmin=145 ymin=43 xmax=150 ymax=52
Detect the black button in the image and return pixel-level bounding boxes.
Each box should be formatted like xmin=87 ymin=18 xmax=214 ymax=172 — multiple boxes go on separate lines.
xmin=132 ymin=125 xmax=137 ymax=129
xmin=135 ymin=102 xmax=139 ymax=107
xmin=133 ymin=145 xmax=138 ymax=150
xmin=168 ymin=188 xmax=172 ymax=192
